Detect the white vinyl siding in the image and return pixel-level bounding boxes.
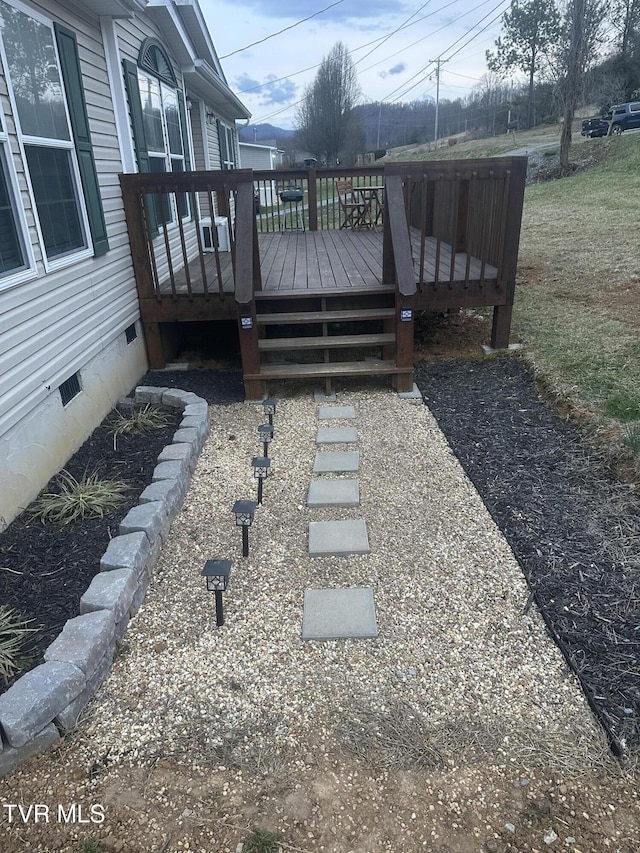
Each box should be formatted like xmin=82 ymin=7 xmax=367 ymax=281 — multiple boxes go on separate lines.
xmin=0 ymin=0 xmax=141 ymax=442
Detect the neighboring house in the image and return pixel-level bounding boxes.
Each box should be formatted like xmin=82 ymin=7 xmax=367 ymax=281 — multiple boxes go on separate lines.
xmin=239 ymin=141 xmax=283 ymax=207
xmin=0 ymin=0 xmax=249 ymax=527
xmin=238 ymin=141 xmax=283 ymax=171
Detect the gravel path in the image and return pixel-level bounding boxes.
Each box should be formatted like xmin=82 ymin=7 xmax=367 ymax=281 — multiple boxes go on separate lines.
xmin=75 ymin=389 xmax=608 ymax=775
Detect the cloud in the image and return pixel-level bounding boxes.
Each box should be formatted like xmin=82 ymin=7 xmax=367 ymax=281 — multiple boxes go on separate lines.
xmin=235 ymin=73 xmax=298 ymax=105
xmin=379 ymin=62 xmax=406 ymax=79
xmin=233 ymin=0 xmax=406 ymax=22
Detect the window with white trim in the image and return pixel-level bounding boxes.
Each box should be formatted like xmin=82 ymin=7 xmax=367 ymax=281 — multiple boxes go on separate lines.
xmin=0 ymin=110 xmax=32 ymax=282
xmin=137 ymin=69 xmax=189 ymax=223
xmin=0 ymin=0 xmax=92 ymax=266
xmin=218 ymin=120 xmax=236 ymax=169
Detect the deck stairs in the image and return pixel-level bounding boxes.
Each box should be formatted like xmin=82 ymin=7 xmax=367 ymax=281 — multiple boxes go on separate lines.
xmin=246 ymin=288 xmax=411 ymax=392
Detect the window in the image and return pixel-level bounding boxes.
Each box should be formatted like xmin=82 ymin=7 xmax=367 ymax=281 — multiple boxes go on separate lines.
xmin=217 ymin=120 xmax=236 ymax=169
xmin=0 ymin=2 xmax=108 ymax=266
xmin=0 ymin=112 xmax=32 ymax=282
xmin=137 ymin=69 xmax=189 ymax=224
xmin=122 ymin=39 xmax=192 ymax=231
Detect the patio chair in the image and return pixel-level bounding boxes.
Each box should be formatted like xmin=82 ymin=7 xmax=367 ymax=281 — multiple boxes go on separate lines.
xmin=335 ymin=180 xmax=370 ymax=229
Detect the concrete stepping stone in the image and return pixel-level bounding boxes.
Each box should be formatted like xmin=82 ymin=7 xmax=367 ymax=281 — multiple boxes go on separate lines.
xmin=318 ymin=405 xmax=356 ymax=420
xmin=316 ymin=426 xmax=357 ymax=445
xmin=302 ymin=588 xmax=378 ymax=640
xmin=307 ymin=479 xmax=360 ymax=507
xmin=313 ymin=451 xmax=360 ymax=473
xmin=308 ymin=519 xmax=370 ymax=556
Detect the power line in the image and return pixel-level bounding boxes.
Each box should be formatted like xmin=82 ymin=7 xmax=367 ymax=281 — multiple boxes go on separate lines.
xmin=352 ymin=1 xmax=433 ymax=68
xmin=220 ymin=0 xmax=345 ymax=59
xmin=386 ymin=0 xmax=509 ymax=103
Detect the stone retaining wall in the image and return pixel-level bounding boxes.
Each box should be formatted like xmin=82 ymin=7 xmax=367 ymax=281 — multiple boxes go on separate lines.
xmin=0 ymin=388 xmax=208 ymax=777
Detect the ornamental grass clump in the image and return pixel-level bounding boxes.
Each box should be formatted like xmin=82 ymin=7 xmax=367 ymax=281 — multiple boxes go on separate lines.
xmin=30 ymin=469 xmax=129 ymax=524
xmin=109 ymin=404 xmax=170 ymax=450
xmin=0 ymin=606 xmax=36 ymax=684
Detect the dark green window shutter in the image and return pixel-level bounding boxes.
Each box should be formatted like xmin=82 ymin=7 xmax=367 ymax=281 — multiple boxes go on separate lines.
xmin=216 ymin=118 xmax=229 ymax=168
xmin=122 ymin=58 xmax=158 ymax=234
xmin=177 ymin=90 xmax=191 ymax=171
xmin=54 ymin=24 xmax=109 ymax=257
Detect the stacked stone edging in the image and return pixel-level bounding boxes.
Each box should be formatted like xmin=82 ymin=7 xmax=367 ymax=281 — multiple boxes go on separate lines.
xmin=0 ymin=387 xmax=208 ymax=777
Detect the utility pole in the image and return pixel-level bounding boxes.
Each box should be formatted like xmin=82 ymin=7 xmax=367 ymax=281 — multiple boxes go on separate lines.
xmin=376 ymin=101 xmax=382 ymax=150
xmin=430 ymin=57 xmax=448 ymax=147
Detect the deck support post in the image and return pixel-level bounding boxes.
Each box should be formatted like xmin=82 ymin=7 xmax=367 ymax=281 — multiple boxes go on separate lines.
xmin=237 ymin=302 xmax=264 ymax=400
xmin=490 ymin=302 xmax=513 ymax=349
xmin=142 ymin=320 xmax=166 ymax=369
xmin=395 ymin=297 xmax=415 ymax=393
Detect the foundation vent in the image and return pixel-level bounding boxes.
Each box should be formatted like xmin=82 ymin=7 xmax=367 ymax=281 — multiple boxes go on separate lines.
xmin=59 ymin=372 xmax=81 ymax=406
xmin=125 ymin=323 xmax=137 ymax=344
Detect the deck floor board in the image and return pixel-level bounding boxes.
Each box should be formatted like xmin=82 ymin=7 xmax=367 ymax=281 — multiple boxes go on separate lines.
xmin=157 ymin=228 xmax=498 ymax=296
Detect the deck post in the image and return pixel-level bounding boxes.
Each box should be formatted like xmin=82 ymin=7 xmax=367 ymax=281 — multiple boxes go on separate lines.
xmin=491 ymin=303 xmax=513 ymax=349
xmin=142 ymin=321 xmax=166 ymax=369
xmin=237 ymin=303 xmax=263 ymax=399
xmin=489 ymin=157 xmax=527 ymax=350
xmin=395 ymin=297 xmax=414 ymax=392
xmin=307 ymin=169 xmax=318 ymax=231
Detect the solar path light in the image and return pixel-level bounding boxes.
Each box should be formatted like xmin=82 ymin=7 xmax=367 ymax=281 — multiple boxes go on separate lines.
xmin=258 ymin=422 xmax=274 ymax=457
xmin=232 ymin=499 xmax=257 ymax=557
xmin=251 ymin=456 xmax=270 ymax=505
xmin=201 ymin=559 xmax=231 ymax=626
xmin=262 ymin=397 xmax=277 ymax=427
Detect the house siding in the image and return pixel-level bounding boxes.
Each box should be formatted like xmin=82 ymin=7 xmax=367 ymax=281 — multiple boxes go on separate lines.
xmin=0 ymin=0 xmax=146 ymax=526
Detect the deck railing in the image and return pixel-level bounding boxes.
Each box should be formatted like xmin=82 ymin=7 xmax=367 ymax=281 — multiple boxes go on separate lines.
xmin=383 ymin=157 xmax=527 ymax=292
xmin=120 ymin=158 xmax=527 ymax=350
xmin=119 ymin=169 xmax=258 ymax=305
xmin=253 ymin=166 xmax=385 ymax=232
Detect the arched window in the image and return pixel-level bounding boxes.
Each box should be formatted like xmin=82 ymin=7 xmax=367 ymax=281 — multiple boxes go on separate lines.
xmin=123 ymin=39 xmax=191 ymax=226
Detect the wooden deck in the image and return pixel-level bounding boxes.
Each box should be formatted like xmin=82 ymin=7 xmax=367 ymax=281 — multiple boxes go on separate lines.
xmin=120 ymin=158 xmax=527 ymax=382
xmin=159 ymin=229 xmax=498 ymax=297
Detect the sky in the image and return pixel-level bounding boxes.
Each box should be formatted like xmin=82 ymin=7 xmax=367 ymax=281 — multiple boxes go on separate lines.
xmin=198 ymin=0 xmax=514 ymax=130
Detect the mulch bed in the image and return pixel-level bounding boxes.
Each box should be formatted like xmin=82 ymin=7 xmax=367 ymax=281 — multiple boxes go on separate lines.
xmin=415 ymin=357 xmax=640 ymax=758
xmin=0 ymin=370 xmax=244 ymax=692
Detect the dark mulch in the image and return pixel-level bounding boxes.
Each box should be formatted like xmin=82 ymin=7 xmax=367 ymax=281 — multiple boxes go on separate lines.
xmin=0 ymin=372 xmax=244 ymax=692
xmin=415 ymin=357 xmax=640 ymax=757
xmin=142 ymin=368 xmax=245 ymax=404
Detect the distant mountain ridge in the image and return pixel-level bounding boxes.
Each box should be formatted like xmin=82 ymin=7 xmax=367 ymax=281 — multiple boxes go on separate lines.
xmin=239 ymin=123 xmax=295 ymax=143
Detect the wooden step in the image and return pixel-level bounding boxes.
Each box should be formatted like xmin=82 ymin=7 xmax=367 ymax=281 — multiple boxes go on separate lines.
xmin=254 ymin=286 xmax=396 ymax=300
xmin=256 ymin=308 xmax=396 ymax=325
xmin=258 ymin=332 xmax=396 ymax=351
xmin=246 ymin=360 xmax=412 ymax=380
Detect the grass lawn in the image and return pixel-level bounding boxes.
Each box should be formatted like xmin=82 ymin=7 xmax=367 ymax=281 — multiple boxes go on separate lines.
xmin=513 ymin=135 xmax=640 ymax=471
xmin=391 ymin=127 xmax=640 ymax=475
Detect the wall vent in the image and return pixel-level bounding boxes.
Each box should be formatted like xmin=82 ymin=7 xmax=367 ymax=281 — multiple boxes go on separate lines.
xmin=59 ymin=372 xmax=81 ymax=406
xmin=125 ymin=322 xmax=137 ymax=344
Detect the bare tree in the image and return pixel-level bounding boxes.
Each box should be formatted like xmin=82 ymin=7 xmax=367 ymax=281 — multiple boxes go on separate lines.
xmin=554 ymin=0 xmax=607 ymax=171
xmin=295 ymin=42 xmax=361 ymax=165
xmin=610 ymin=0 xmax=640 ymax=55
xmin=487 ymin=0 xmax=560 ymax=128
